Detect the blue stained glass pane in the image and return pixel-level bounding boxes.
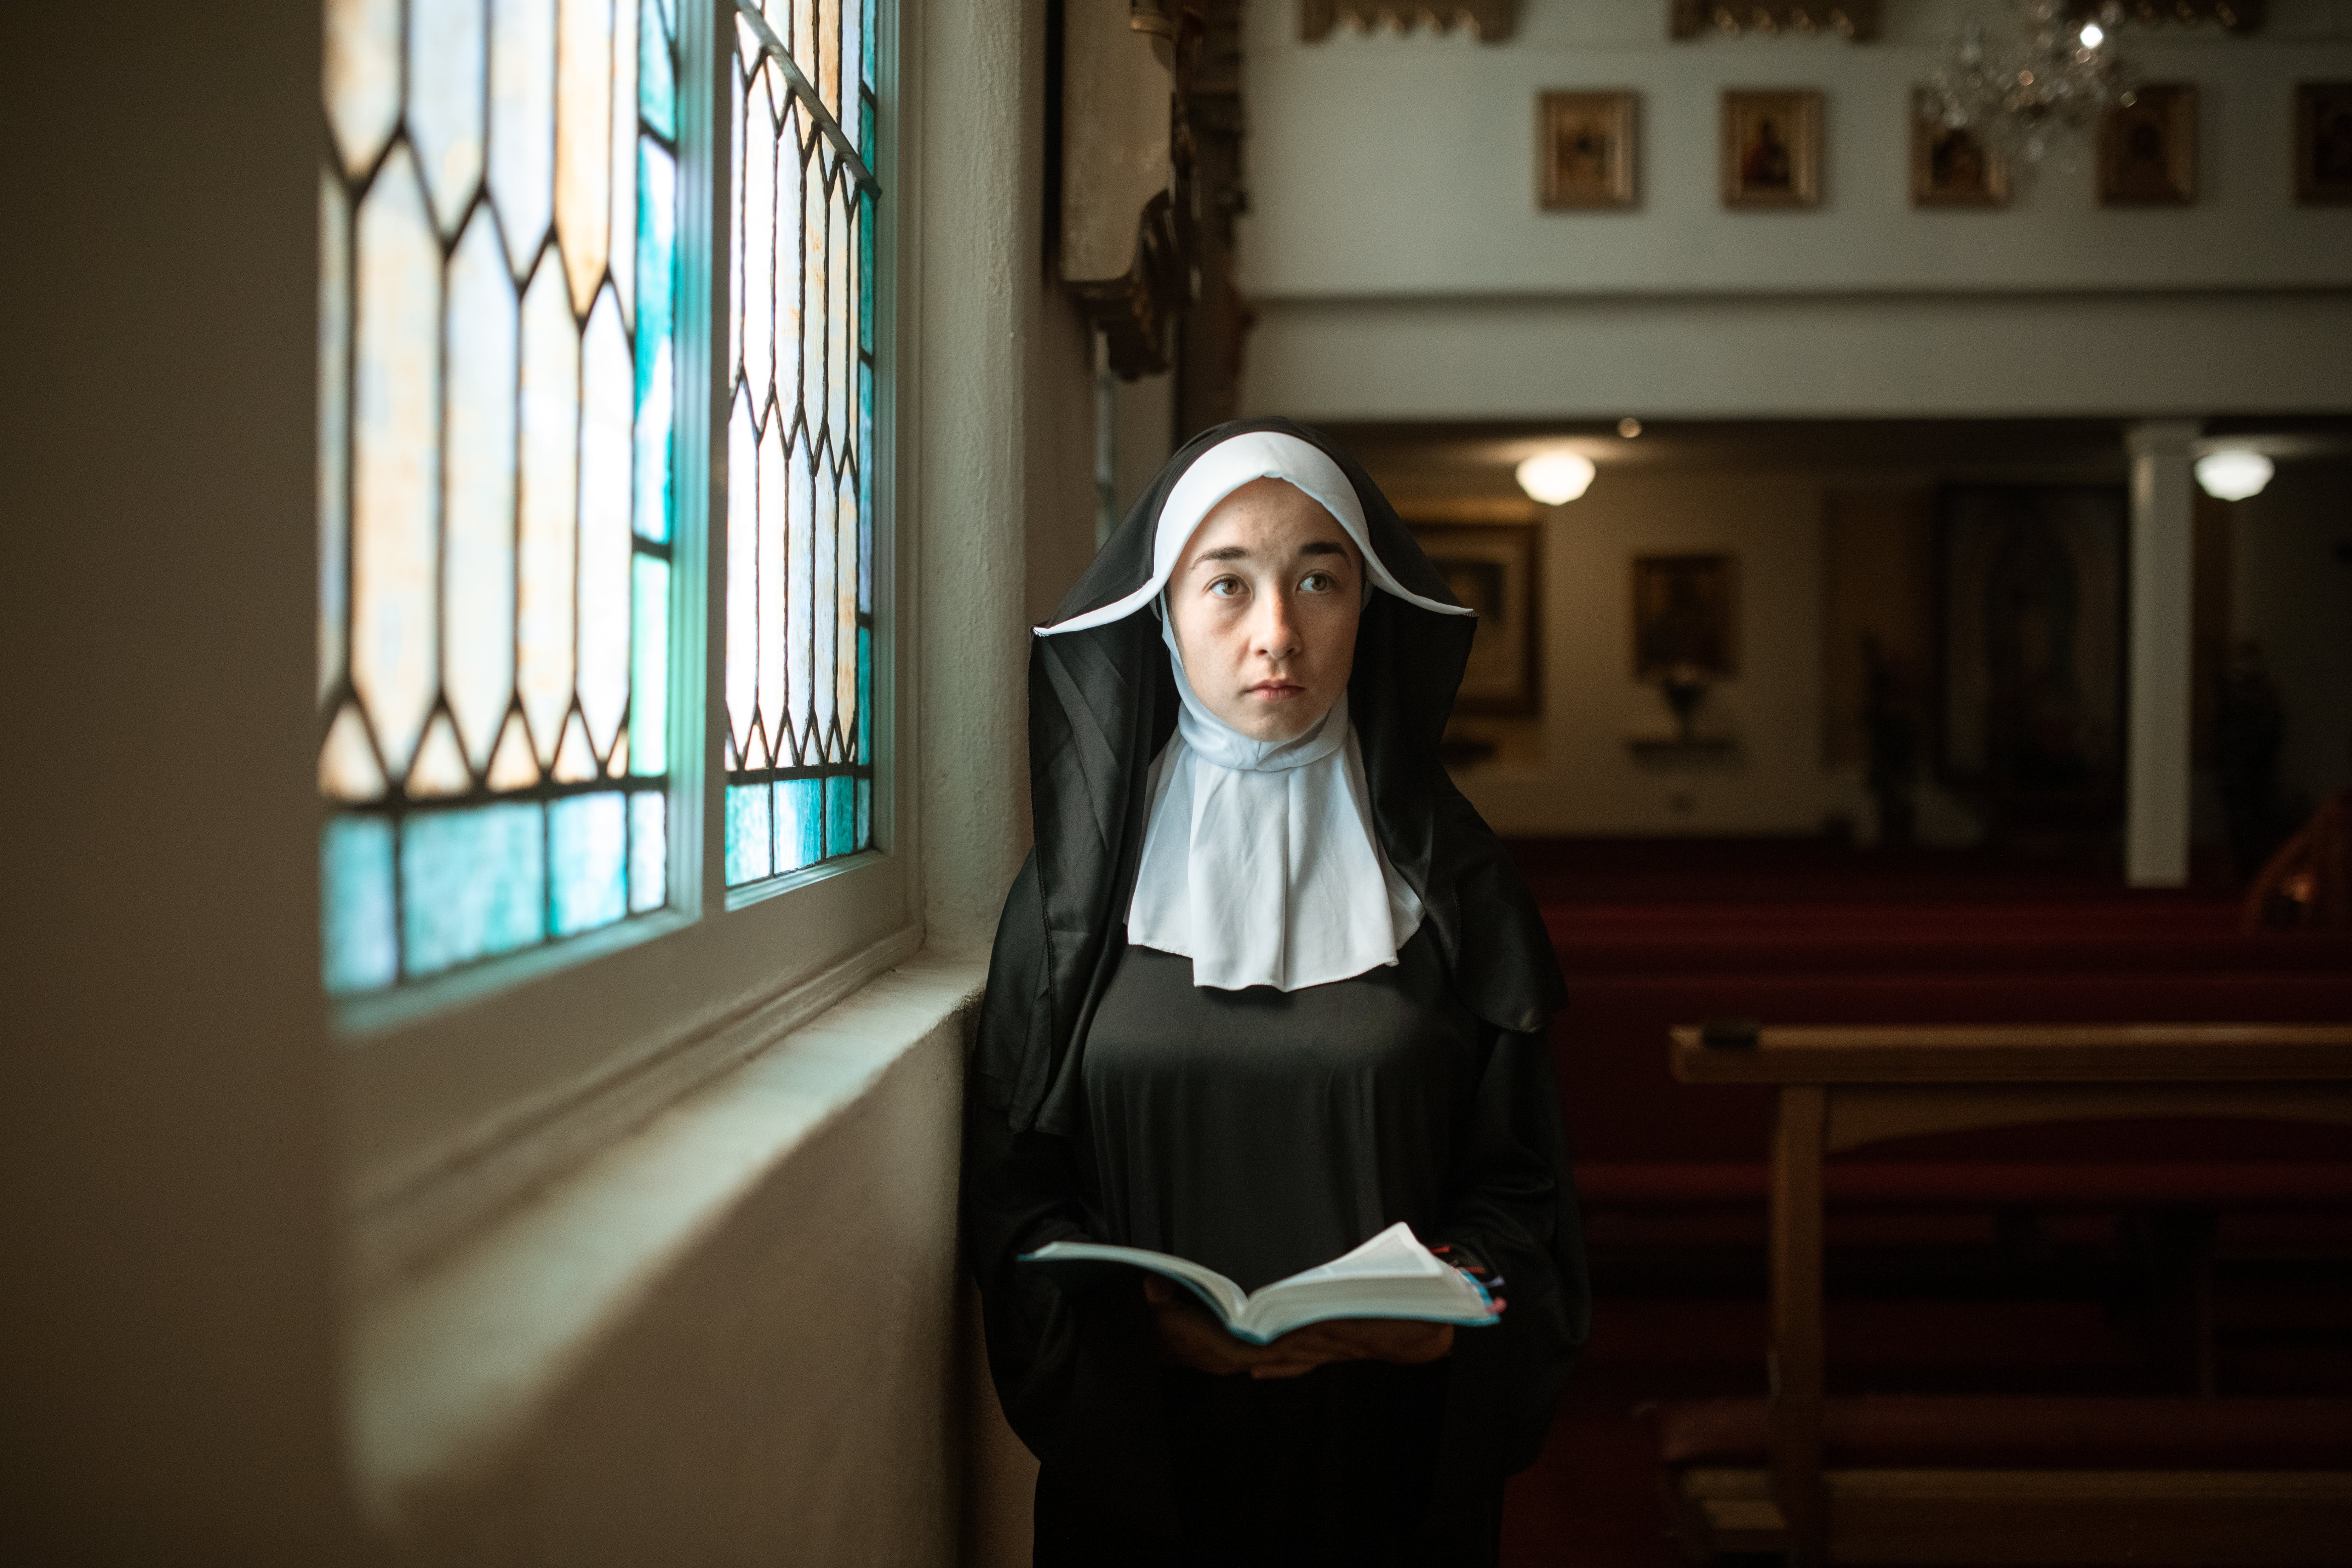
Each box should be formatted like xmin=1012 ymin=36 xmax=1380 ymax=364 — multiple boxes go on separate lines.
xmin=634 ymin=139 xmax=677 ymax=542
xmin=825 ymin=774 xmax=854 ymax=858
xmin=862 ymin=0 xmax=875 ymax=90
xmin=401 ymin=802 xmax=547 ymax=977
xmin=856 ymin=776 xmax=871 ymax=851
xmin=322 ymin=816 xmax=398 ymax=993
xmin=726 ymin=783 xmax=773 ymax=886
xmin=629 ymin=789 xmax=666 ymax=912
xmin=858 ymin=188 xmax=874 ymax=356
xmin=639 ymin=0 xmax=675 ymax=140
xmin=550 ymin=791 xmax=628 ymax=936
xmin=630 ymin=554 xmax=669 ymax=773
xmin=775 ymin=777 xmax=822 ymax=872
xmin=857 ymin=625 xmax=871 ymax=763
xmin=858 ymin=360 xmax=873 ymax=613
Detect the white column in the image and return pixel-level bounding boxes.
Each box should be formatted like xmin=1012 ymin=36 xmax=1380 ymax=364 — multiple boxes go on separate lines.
xmin=2125 ymin=420 xmax=2201 ymax=887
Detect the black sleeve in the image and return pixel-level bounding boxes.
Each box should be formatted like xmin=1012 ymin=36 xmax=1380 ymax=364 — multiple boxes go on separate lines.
xmin=1430 ymin=1023 xmax=1591 ymax=1479
xmin=963 ymin=1071 xmax=1177 ymax=1544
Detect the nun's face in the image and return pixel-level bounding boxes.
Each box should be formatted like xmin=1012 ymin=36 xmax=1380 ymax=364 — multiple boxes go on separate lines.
xmin=1168 ymin=477 xmax=1363 ymax=743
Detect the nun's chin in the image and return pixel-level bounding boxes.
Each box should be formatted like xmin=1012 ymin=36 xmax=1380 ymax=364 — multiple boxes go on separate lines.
xmin=1223 ymin=690 xmax=1338 ymax=744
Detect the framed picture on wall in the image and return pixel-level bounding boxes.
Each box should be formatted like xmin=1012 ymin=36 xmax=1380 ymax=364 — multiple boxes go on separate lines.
xmin=2098 ymin=83 xmax=2197 ymax=206
xmin=1936 ymin=485 xmax=2127 ymax=809
xmin=1910 ymin=90 xmax=2008 ymax=207
xmin=1539 ymin=90 xmax=1638 ymax=210
xmin=2295 ymin=82 xmax=2352 ymax=205
xmin=1721 ymin=88 xmax=1822 ymax=208
xmin=1406 ymin=520 xmax=1543 ymax=714
xmin=1632 ymin=554 xmax=1739 ymax=680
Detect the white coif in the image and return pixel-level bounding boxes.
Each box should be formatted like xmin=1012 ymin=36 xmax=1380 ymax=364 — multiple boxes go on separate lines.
xmin=1035 ymin=430 xmax=1466 ymax=992
xmin=1127 ymin=614 xmax=1425 ymax=991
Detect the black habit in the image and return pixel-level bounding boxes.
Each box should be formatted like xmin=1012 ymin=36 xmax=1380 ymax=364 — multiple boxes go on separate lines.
xmin=964 ymin=418 xmax=1588 ymax=1567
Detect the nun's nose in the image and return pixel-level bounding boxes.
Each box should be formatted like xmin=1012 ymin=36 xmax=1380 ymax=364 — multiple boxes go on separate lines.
xmin=1254 ymin=590 xmax=1302 ymax=662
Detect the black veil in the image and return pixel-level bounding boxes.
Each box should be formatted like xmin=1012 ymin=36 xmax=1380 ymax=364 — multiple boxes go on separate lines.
xmin=973 ymin=416 xmax=1568 ymax=1138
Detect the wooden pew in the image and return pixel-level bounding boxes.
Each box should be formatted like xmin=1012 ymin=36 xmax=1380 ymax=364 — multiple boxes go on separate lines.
xmin=1657 ymin=1023 xmax=2352 ymax=1567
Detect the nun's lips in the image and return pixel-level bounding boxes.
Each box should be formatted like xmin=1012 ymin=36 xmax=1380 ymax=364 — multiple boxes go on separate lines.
xmin=1246 ymin=680 xmax=1306 ymax=701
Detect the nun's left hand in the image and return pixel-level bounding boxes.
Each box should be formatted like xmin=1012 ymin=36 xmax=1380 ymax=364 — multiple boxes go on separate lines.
xmin=1249 ymin=1318 xmax=1454 ymax=1379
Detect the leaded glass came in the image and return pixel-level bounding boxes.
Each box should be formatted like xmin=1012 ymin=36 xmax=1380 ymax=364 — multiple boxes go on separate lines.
xmin=319 ymin=0 xmax=682 ymax=993
xmin=723 ymin=0 xmax=879 ymax=888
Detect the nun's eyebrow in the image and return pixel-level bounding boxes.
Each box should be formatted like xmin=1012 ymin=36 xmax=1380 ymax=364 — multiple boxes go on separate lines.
xmin=1189 ymin=538 xmax=1351 ymax=568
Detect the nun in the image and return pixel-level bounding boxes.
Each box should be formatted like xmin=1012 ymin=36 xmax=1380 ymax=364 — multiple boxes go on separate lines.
xmin=965 ymin=419 xmax=1587 ymax=1566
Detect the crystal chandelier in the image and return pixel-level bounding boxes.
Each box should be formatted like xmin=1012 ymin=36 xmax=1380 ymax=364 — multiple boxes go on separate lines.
xmin=1919 ymin=2 xmax=2136 ymax=171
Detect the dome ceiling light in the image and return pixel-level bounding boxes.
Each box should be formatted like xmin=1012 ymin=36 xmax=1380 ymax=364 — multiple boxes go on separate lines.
xmin=2194 ymin=450 xmax=2275 ymax=502
xmin=1516 ymin=451 xmax=1597 ymax=506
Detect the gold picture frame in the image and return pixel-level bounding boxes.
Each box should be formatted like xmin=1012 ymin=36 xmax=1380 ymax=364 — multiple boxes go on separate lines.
xmin=1910 ymin=90 xmax=2008 ymax=207
xmin=1539 ymin=90 xmax=1638 ymax=210
xmin=2295 ymin=82 xmax=2352 ymax=206
xmin=2098 ymin=83 xmax=2197 ymax=206
xmin=1722 ymin=89 xmax=1822 ymax=208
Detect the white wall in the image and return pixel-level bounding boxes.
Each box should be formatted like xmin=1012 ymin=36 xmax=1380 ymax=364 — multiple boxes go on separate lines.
xmin=1238 ymin=0 xmax=2352 ymax=419
xmin=1411 ymin=469 xmax=1852 ymax=837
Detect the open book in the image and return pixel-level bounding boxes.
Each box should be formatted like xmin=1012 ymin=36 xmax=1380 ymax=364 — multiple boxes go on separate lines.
xmin=1019 ymin=1221 xmax=1499 ymax=1346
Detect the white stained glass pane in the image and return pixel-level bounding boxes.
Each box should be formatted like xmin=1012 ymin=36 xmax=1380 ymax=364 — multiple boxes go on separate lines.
xmin=488 ymin=0 xmax=559 ymax=276
xmin=818 ymin=0 xmax=840 ymax=121
xmin=802 ymin=149 xmax=826 ymax=439
xmin=786 ymin=443 xmax=814 ymax=760
xmin=812 ymin=451 xmax=838 ymax=754
xmin=726 ymin=390 xmax=760 ymax=767
xmin=577 ymin=289 xmax=635 ymax=765
xmin=409 ymin=0 xmax=489 ymax=236
xmin=350 ymin=145 xmax=443 ymax=784
xmin=517 ymin=250 xmax=580 ymax=767
xmin=555 ymin=0 xmax=616 ymax=316
xmin=842 ymin=0 xmax=863 ymax=147
xmin=443 ymin=207 xmax=520 ymax=770
xmin=325 ymin=0 xmax=402 ymax=178
xmin=319 ymin=166 xmax=352 ymax=703
xmin=741 ymin=65 xmax=776 ymax=413
xmin=757 ymin=417 xmax=788 ymax=765
xmin=609 ymin=0 xmax=640 ymax=323
xmin=826 ymin=177 xmax=848 ymax=446
xmin=774 ymin=107 xmax=804 ymax=429
xmin=728 ymin=63 xmax=745 ymax=384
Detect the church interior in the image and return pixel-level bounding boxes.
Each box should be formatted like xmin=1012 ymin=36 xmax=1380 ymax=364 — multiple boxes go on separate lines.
xmin=7 ymin=0 xmax=2351 ymax=1563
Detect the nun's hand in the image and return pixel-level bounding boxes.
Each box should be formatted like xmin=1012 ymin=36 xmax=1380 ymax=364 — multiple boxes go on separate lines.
xmin=1250 ymin=1318 xmax=1455 ymax=1379
xmin=1141 ymin=1276 xmax=1280 ymax=1377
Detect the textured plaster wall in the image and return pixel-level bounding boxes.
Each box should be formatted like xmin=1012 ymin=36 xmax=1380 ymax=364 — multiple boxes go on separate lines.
xmin=1440 ymin=470 xmax=1849 ymax=837
xmin=0 ymin=0 xmax=360 ymax=1559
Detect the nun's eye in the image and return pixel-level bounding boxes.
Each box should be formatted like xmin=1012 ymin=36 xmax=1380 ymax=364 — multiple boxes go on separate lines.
xmin=1299 ymin=571 xmax=1337 ymax=594
xmin=1207 ymin=577 xmax=1244 ymax=599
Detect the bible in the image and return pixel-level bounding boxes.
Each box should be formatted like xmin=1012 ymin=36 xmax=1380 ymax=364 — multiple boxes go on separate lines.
xmin=1019 ymin=1221 xmax=1500 ymax=1345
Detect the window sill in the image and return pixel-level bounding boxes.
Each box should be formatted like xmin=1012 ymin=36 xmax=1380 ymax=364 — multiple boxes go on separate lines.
xmin=346 ymin=947 xmax=986 ymax=1528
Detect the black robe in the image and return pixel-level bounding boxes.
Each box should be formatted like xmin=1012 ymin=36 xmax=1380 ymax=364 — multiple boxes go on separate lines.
xmin=965 ymin=418 xmax=1587 ymax=1565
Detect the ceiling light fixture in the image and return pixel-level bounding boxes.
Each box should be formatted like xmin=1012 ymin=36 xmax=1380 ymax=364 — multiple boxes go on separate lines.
xmin=1618 ymin=417 xmax=1643 ymax=438
xmin=2194 ymin=450 xmax=2275 ymax=502
xmin=1516 ymin=450 xmax=1597 ymax=505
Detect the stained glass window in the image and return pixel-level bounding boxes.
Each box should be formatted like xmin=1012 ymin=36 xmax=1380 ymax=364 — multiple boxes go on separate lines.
xmin=320 ymin=0 xmax=683 ymax=993
xmin=722 ymin=0 xmax=879 ymax=888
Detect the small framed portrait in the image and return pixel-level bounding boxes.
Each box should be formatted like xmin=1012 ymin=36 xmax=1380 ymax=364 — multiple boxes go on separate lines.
xmin=1722 ymin=88 xmax=1822 ymax=208
xmin=1632 ymin=554 xmax=1739 ymax=680
xmin=2295 ymin=82 xmax=2352 ymax=205
xmin=2098 ymin=83 xmax=2197 ymax=206
xmin=1539 ymin=90 xmax=1638 ymax=210
xmin=1408 ymin=521 xmax=1543 ymax=714
xmin=1910 ymin=91 xmax=2008 ymax=207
